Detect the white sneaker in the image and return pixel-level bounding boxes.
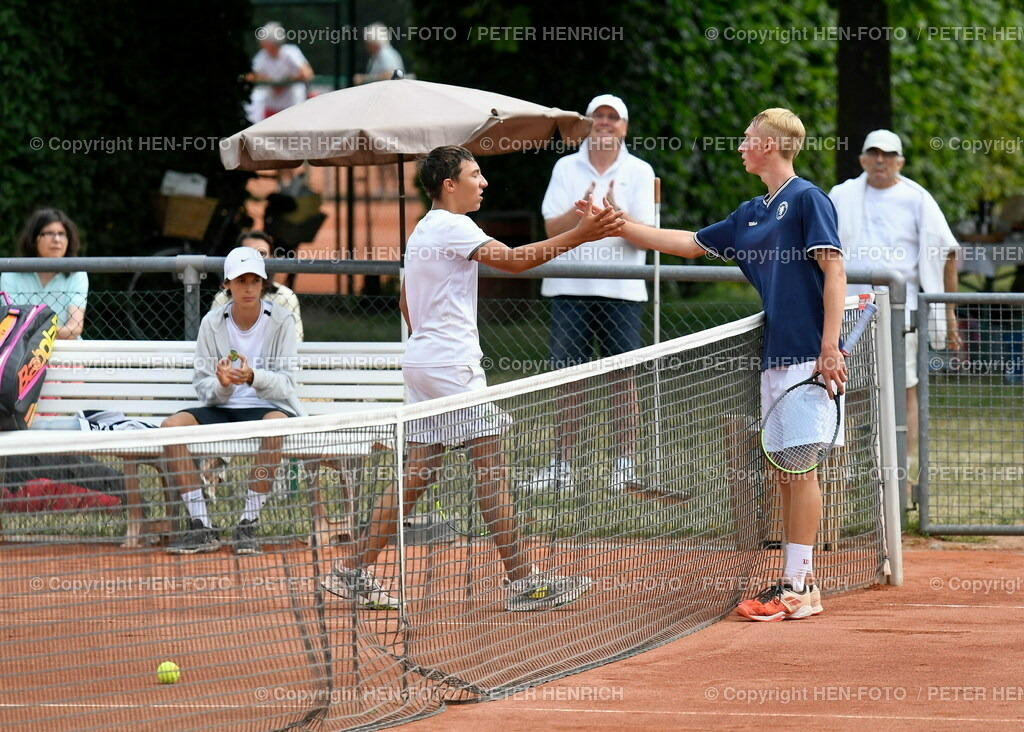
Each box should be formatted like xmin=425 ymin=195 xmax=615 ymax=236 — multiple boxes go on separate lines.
xmin=321 ymin=566 xmax=399 ymax=610
xmin=519 ymin=460 xmax=575 ymax=494
xmin=806 ymin=581 xmax=824 ymax=616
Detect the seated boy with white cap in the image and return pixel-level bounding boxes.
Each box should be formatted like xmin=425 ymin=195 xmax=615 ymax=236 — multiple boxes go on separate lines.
xmin=162 ymin=246 xmax=304 ymax=556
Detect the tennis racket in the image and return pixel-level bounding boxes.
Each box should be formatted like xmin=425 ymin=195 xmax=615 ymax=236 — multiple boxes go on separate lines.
xmin=760 ymin=303 xmax=878 ymax=473
xmin=433 ymin=498 xmax=488 ymax=538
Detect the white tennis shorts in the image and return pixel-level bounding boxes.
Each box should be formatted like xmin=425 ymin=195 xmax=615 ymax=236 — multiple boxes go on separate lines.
xmin=904 ymin=330 xmax=919 ymax=389
xmin=760 ymin=359 xmax=846 ymax=452
xmin=404 ymin=363 xmax=511 ymax=447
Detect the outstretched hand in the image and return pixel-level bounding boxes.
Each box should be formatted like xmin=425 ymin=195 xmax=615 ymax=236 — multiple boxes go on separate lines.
xmin=605 ymin=180 xmax=620 ymax=211
xmin=573 ymin=195 xmax=618 ymax=217
xmin=573 ymin=194 xmax=624 ymax=242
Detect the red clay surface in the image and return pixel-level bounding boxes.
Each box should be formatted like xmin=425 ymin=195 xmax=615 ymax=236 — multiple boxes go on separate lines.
xmin=404 ymin=539 xmax=1024 ymax=731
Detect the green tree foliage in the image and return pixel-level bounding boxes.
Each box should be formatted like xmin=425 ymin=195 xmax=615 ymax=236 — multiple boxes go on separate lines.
xmin=410 ymin=1 xmax=837 ymax=233
xmin=410 ymin=0 xmax=1024 ymax=231
xmin=0 ymin=0 xmax=251 ymax=259
xmin=890 ymin=0 xmax=1024 ymax=220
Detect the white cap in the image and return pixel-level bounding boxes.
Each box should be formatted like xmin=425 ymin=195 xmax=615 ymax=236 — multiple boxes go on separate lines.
xmin=586 ymin=94 xmax=628 ymax=121
xmin=861 ymin=129 xmax=903 ymax=156
xmin=258 ymin=22 xmax=285 ymax=45
xmin=224 ymin=246 xmax=267 ymax=281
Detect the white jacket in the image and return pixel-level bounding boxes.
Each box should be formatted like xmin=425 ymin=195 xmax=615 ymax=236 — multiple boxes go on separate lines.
xmin=193 ymin=302 xmax=306 ymax=417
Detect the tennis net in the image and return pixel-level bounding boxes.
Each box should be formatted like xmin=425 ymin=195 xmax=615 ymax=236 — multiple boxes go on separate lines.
xmin=0 ymin=298 xmax=898 ymax=730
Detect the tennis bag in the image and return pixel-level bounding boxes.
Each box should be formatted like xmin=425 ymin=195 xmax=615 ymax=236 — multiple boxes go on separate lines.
xmin=0 ymin=293 xmax=59 ymax=430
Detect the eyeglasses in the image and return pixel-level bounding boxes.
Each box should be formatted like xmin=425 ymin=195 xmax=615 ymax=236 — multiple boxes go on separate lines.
xmin=39 ymin=231 xmax=68 ymax=240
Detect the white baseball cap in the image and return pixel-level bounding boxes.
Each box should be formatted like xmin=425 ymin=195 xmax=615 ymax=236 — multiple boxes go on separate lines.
xmin=223 ymin=246 xmax=267 ymax=281
xmin=861 ymin=129 xmax=903 ymax=156
xmin=586 ymin=94 xmax=628 ymax=121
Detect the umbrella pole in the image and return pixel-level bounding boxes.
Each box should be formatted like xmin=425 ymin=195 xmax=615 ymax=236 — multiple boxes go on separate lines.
xmin=398 ymin=154 xmax=408 ymax=343
xmin=346 ymin=167 xmax=356 ymax=295
xmin=652 ymin=177 xmax=662 ymax=489
xmin=335 ymin=166 xmax=343 ymax=295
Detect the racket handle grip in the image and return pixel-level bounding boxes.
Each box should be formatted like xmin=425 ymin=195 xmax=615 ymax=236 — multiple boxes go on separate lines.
xmin=840 ymin=302 xmax=879 ymax=356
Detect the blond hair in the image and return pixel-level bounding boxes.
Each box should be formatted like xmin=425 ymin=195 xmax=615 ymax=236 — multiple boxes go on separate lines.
xmin=749 ymin=108 xmax=806 ymax=159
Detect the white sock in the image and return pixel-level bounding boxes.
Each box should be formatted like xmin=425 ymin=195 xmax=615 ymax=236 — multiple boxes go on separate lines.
xmin=784 ymin=542 xmax=814 ymax=592
xmin=615 ymin=456 xmax=635 ymax=475
xmin=241 ymin=489 xmax=268 ymax=523
xmin=182 ymin=489 xmax=210 ymax=527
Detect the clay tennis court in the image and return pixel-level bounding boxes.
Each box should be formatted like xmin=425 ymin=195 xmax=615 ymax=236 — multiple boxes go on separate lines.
xmin=403 ymin=539 xmax=1024 ymax=731
xmin=4 ymin=534 xmax=1021 ymax=730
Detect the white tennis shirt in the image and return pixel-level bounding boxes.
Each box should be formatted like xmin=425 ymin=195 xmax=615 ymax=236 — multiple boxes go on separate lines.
xmin=403 ymin=209 xmax=492 ymax=367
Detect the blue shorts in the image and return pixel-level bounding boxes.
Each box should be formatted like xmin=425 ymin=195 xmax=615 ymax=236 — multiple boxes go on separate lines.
xmin=177 ymin=406 xmax=295 ymax=424
xmin=549 ymin=296 xmax=643 ymax=369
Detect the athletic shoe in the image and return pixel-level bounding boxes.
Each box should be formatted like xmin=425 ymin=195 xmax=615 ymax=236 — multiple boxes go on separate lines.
xmin=519 ymin=460 xmax=576 ymax=494
xmin=806 ymin=582 xmax=824 ymax=616
xmin=167 ymin=518 xmax=220 ymax=555
xmin=735 ymin=581 xmax=815 ymax=622
xmin=504 ymin=571 xmax=592 ymax=612
xmin=321 ymin=566 xmax=399 ymax=610
xmin=233 ymin=518 xmax=261 ymax=556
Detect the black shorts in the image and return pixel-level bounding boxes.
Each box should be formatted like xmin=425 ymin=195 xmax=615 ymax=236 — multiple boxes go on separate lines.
xmin=178 ymin=406 xmax=295 ymax=424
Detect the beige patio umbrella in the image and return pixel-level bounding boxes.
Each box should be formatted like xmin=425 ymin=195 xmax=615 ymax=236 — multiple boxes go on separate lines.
xmin=220 ymin=76 xmax=592 ymax=259
xmin=221 ymin=77 xmax=592 ymax=169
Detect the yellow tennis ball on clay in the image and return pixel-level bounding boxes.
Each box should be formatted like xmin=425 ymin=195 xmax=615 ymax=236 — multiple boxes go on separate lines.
xmin=157 ymin=661 xmax=181 ymax=684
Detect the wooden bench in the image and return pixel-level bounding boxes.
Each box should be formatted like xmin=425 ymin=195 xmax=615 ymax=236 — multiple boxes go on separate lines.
xmin=3 ymin=339 xmax=405 ymax=547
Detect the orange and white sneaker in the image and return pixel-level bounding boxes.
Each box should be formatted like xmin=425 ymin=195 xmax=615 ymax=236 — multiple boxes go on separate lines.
xmin=806 ymin=582 xmax=824 ymax=616
xmin=735 ymin=581 xmax=815 ymax=622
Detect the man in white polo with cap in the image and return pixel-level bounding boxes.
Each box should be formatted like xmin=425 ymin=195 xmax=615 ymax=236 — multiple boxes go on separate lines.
xmin=829 ymin=129 xmax=960 ymax=481
xmin=527 ymin=94 xmax=656 ymax=495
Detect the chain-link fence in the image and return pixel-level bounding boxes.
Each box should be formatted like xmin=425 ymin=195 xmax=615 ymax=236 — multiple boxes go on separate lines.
xmin=4 ymin=256 xmax=921 ymax=503
xmin=918 ymin=293 xmax=1024 ymax=534
xmin=91 ymin=289 xmax=762 ymax=384
xmin=1 ymin=256 xmax=762 ymax=379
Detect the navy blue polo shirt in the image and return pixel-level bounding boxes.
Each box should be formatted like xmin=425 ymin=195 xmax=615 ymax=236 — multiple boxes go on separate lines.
xmin=694 ymin=177 xmax=841 ymax=370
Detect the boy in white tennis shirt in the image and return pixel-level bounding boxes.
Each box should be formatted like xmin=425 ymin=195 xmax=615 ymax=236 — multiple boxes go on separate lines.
xmin=323 ymin=145 xmax=624 ymax=611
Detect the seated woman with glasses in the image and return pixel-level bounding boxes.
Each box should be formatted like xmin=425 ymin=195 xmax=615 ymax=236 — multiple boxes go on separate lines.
xmin=210 ymin=230 xmax=304 ymax=341
xmin=1 ymin=208 xmax=88 ymax=339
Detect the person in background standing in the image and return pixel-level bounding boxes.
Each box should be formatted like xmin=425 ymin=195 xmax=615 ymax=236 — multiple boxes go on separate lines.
xmin=245 ymin=21 xmax=314 ymax=122
xmin=354 ymin=23 xmax=404 ymax=85
xmin=829 ymin=129 xmax=960 ymax=474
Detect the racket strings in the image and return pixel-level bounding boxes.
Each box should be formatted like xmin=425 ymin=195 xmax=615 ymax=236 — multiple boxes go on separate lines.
xmin=762 ymin=384 xmax=840 ymax=472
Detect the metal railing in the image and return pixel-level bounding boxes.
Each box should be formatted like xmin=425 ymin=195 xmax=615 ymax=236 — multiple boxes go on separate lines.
xmin=1 ymin=256 xmax=911 ymax=518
